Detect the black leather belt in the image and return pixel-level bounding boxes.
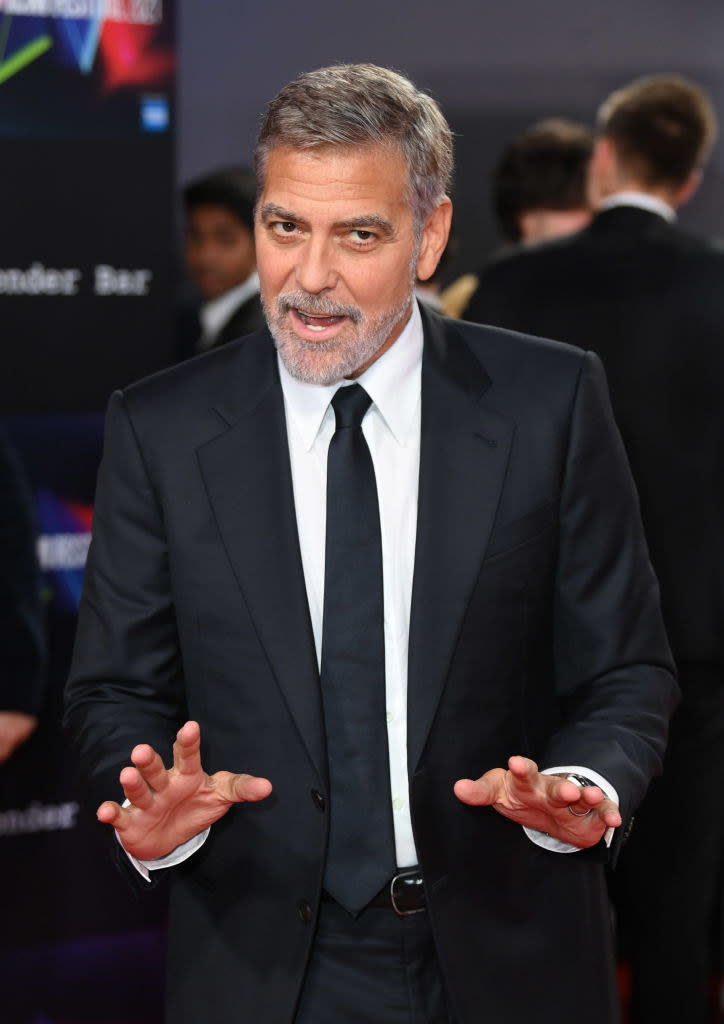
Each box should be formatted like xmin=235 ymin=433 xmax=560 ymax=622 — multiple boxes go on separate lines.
xmin=366 ymin=868 xmax=426 ymax=915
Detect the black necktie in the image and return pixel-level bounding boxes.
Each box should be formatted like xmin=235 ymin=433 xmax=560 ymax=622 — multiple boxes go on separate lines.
xmin=320 ymin=383 xmax=396 ymax=915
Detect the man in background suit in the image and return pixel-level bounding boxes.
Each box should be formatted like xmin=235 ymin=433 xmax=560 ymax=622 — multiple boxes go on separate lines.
xmin=492 ymin=116 xmax=594 ymax=246
xmin=177 ymin=165 xmax=266 ymax=360
xmin=447 ymin=117 xmax=594 ymax=318
xmin=465 ymin=73 xmax=723 ymax=1024
xmin=65 ymin=65 xmax=677 ymax=1023
xmin=0 ymin=428 xmax=45 ymax=763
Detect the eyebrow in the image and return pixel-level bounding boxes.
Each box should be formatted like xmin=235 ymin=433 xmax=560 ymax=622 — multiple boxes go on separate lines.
xmin=259 ymin=203 xmax=396 ymax=238
xmin=338 ymin=215 xmax=396 ymax=238
xmin=259 ymin=203 xmax=301 ymax=223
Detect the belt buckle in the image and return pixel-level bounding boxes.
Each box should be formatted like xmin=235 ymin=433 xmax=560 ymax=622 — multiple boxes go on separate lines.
xmin=390 ymin=868 xmax=426 ymax=916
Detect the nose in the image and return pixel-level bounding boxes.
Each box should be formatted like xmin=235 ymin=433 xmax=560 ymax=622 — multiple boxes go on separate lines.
xmin=293 ymin=237 xmax=338 ymax=295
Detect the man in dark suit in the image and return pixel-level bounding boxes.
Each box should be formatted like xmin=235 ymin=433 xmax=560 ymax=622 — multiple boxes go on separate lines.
xmin=65 ymin=65 xmax=677 ymax=1024
xmin=441 ymin=118 xmax=594 ymax=319
xmin=492 ymin=116 xmax=593 ymax=246
xmin=177 ymin=165 xmax=266 ymax=360
xmin=464 ymin=74 xmax=723 ymax=1024
xmin=0 ymin=428 xmax=45 ymax=763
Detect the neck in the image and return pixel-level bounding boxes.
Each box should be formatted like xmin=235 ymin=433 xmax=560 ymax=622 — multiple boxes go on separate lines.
xmin=518 ymin=208 xmax=592 ymax=244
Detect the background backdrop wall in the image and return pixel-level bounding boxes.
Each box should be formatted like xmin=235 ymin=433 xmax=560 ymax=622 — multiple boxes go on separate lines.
xmin=177 ymin=0 xmax=724 ymax=280
xmin=0 ymin=4 xmax=175 ymax=1022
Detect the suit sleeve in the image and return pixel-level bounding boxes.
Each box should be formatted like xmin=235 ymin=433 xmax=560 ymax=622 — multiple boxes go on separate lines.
xmin=64 ymin=391 xmax=185 ymax=815
xmin=543 ymin=351 xmax=679 ymax=857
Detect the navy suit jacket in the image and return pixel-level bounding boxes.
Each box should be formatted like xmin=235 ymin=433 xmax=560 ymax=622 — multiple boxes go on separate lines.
xmin=65 ymin=306 xmax=677 ymax=1024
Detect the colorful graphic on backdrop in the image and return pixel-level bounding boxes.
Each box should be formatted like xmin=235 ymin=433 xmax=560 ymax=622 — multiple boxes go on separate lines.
xmin=0 ymin=0 xmax=174 ymax=137
xmin=36 ymin=489 xmax=93 ymax=614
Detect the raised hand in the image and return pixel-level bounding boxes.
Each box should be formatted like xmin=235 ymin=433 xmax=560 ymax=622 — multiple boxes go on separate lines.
xmin=454 ymin=755 xmax=621 ymax=848
xmin=0 ymin=711 xmax=38 ymax=763
xmin=97 ymin=720 xmax=272 ymax=860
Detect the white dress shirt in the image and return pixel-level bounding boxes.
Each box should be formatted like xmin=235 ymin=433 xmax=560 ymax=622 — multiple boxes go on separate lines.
xmin=600 ymin=191 xmax=676 ymax=222
xmin=125 ymin=300 xmax=617 ymax=879
xmin=280 ymin=301 xmax=424 ymax=868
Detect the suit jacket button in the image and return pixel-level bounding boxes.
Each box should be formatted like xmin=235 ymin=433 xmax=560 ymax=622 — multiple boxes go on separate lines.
xmin=297 ymin=900 xmax=313 ymax=923
xmin=311 ymin=789 xmax=325 ymax=811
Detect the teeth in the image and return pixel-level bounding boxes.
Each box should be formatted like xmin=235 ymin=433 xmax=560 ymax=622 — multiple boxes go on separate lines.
xmin=297 ymin=310 xmax=342 ymax=329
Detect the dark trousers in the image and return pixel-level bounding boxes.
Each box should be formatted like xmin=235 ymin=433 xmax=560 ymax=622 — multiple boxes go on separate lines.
xmin=294 ymin=895 xmax=455 ymax=1024
xmin=611 ymin=663 xmax=724 ymax=1024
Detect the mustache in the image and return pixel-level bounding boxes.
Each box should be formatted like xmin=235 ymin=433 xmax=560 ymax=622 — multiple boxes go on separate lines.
xmin=275 ymin=290 xmax=362 ymax=323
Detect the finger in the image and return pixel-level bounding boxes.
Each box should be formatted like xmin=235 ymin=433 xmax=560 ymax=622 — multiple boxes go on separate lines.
xmin=575 ymin=785 xmax=605 ymax=808
xmin=119 ymin=765 xmax=155 ymax=810
xmin=97 ymin=800 xmax=124 ymax=826
xmin=131 ymin=744 xmax=170 ymax=793
xmin=507 ymin=755 xmax=539 ymax=779
xmin=172 ymin=720 xmax=202 ymax=777
xmin=453 ymin=769 xmax=505 ymax=806
xmin=546 ymin=776 xmax=587 ymax=809
xmin=593 ymin=798 xmax=622 ymax=828
xmin=214 ymin=772 xmax=273 ymax=804
xmin=506 ymin=755 xmax=543 ymax=795
xmin=233 ymin=774 xmax=273 ymax=802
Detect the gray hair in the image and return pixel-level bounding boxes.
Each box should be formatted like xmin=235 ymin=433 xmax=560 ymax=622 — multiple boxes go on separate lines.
xmin=254 ymin=63 xmax=453 ymax=232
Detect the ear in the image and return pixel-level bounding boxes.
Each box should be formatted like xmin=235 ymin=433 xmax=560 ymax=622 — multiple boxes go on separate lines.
xmin=592 ymin=136 xmax=617 ymax=174
xmin=587 ymin=137 xmax=617 ymax=205
xmin=672 ymin=168 xmax=702 ymax=208
xmin=416 ymin=198 xmax=453 ymax=282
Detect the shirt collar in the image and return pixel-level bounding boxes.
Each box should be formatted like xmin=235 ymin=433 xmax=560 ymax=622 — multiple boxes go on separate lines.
xmin=600 ymin=191 xmax=676 ymax=223
xmin=200 ymin=272 xmax=260 ymax=337
xmin=278 ymin=299 xmax=424 ymax=451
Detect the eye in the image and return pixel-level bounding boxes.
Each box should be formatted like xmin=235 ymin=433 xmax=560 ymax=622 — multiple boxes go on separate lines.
xmin=351 ymin=229 xmax=374 ymax=242
xmin=270 ymin=220 xmax=299 ymax=237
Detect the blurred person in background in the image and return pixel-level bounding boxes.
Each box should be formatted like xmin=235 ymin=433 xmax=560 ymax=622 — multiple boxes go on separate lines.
xmin=455 ymin=117 xmax=593 ymax=316
xmin=0 ymin=428 xmax=45 ymax=764
xmin=492 ymin=117 xmax=594 ymax=246
xmin=177 ymin=165 xmax=266 ymax=361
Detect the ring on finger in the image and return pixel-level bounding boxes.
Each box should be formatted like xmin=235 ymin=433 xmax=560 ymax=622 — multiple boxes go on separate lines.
xmin=568 ymin=803 xmax=593 ymax=817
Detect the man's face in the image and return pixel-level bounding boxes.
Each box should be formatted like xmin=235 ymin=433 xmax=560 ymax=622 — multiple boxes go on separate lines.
xmin=184 ymin=204 xmax=256 ymax=301
xmin=255 ymin=143 xmax=446 ymax=385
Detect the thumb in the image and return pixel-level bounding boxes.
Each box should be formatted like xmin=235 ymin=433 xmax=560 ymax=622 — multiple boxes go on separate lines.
xmin=230 ymin=773 xmax=273 ymax=803
xmin=454 ymin=769 xmax=504 ymax=806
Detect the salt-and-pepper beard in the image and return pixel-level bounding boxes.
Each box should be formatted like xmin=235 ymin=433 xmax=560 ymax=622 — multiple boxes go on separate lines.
xmin=263 ymin=258 xmax=418 ymax=385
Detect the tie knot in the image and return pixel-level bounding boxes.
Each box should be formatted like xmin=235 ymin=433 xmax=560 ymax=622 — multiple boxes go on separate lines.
xmin=331 ymin=383 xmax=373 ymax=430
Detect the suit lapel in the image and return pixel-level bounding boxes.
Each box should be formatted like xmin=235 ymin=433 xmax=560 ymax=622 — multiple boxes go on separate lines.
xmin=196 ymin=337 xmax=327 ymax=784
xmin=407 ymin=311 xmax=514 ymax=775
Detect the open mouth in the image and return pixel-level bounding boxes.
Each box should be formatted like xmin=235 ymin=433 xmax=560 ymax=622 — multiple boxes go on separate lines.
xmin=294 ymin=309 xmax=347 ymax=332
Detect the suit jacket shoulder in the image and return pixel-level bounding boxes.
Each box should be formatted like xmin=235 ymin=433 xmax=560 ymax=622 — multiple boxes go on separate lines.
xmin=121 ymin=327 xmax=278 ymax=446
xmin=465 ymin=207 xmax=724 ymax=329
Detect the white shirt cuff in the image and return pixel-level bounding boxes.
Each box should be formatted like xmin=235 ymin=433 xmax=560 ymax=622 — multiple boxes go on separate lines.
xmin=523 ymin=765 xmax=619 ymax=854
xmin=116 ymin=800 xmax=210 ymax=881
